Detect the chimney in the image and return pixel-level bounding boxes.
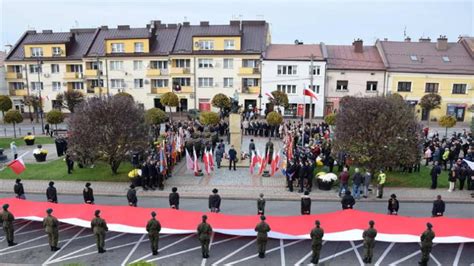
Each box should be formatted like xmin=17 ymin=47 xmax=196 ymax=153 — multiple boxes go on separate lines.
xmin=352 ymin=39 xmax=363 ymax=53
xmin=42 ymin=30 xmax=53 ymax=34
xmin=404 ymin=36 xmax=411 ymax=42
xmin=183 ymin=22 xmax=190 ymax=27
xmin=117 ymin=25 xmax=130 ymax=30
xmin=100 ymin=26 xmax=108 ymax=30
xmin=230 ymin=20 xmax=240 ymax=27
xmin=419 ymin=37 xmax=431 ymax=42
xmin=436 ymin=35 xmax=448 ymax=51
xmin=200 ymin=21 xmax=209 ymax=26
xmin=167 ymin=24 xmax=177 ymax=29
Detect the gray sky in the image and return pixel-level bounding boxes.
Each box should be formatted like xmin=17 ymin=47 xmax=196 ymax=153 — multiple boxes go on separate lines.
xmin=1 ymin=0 xmax=473 ymax=48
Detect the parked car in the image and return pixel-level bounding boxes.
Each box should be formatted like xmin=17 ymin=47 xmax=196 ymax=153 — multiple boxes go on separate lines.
xmin=187 ymin=109 xmax=200 ymax=121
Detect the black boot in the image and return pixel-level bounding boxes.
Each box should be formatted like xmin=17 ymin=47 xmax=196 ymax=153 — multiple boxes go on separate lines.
xmin=152 ymin=251 xmax=158 ymax=256
xmin=51 ymin=246 xmax=54 ymax=251
xmin=202 ymin=252 xmax=206 ymax=258
xmin=368 ymin=257 xmax=372 ymax=263
xmin=363 ymin=257 xmax=368 ymax=263
xmin=8 ymin=241 xmax=17 ymax=247
xmin=54 ymin=246 xmax=61 ymax=251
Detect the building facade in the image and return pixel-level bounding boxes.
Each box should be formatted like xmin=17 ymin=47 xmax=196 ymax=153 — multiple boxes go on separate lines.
xmin=262 ymin=44 xmax=326 ymax=118
xmin=0 ymin=51 xmax=6 ymax=96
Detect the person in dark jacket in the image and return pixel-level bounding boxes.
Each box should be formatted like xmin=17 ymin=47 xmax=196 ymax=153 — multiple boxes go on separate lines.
xmin=338 ymin=168 xmax=350 ymax=197
xmin=430 ymin=161 xmax=442 ymax=189
xmin=83 ymin=183 xmax=94 ymax=204
xmin=352 ymin=168 xmax=363 ymax=199
xmin=14 ymin=179 xmax=25 ymax=199
xmin=228 ymin=145 xmax=237 ymax=171
xmin=301 ymin=191 xmax=311 ymax=215
xmin=141 ymin=161 xmax=150 ymax=190
xmin=341 ymin=190 xmax=355 ymax=210
xmin=148 ymin=160 xmax=158 ymax=190
xmin=169 ymin=187 xmax=180 ymax=209
xmin=431 ymin=195 xmax=445 ymax=217
xmin=127 ymin=184 xmax=138 ymax=207
xmin=46 ymin=181 xmax=58 ymax=203
xmin=249 ymin=139 xmax=256 ymax=157
xmin=257 ymin=193 xmax=265 ymax=215
xmin=65 ymin=154 xmax=74 ymax=174
xmin=208 ymin=188 xmax=221 ymax=213
xmin=298 ymin=161 xmax=306 ymax=193
xmin=387 ymin=194 xmax=399 ymax=215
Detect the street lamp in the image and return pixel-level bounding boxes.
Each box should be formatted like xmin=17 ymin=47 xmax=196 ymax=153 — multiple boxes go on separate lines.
xmin=36 ymin=58 xmax=45 ymax=134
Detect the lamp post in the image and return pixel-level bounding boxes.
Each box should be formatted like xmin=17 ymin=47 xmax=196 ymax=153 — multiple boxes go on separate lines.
xmin=36 ymin=58 xmax=45 ymax=134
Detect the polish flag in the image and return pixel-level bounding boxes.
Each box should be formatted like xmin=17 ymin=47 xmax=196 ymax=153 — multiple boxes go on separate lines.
xmin=208 ymin=149 xmax=215 ymax=170
xmin=185 ymin=150 xmax=194 ymax=171
xmin=271 ymin=150 xmax=281 ymax=176
xmin=259 ymin=150 xmax=269 ymax=175
xmin=8 ymin=158 xmax=26 ymax=175
xmin=303 ymin=88 xmax=318 ymax=100
xmin=193 ymin=147 xmax=201 ymax=173
xmin=265 ymin=92 xmax=274 ymax=99
xmin=203 ymin=149 xmax=210 ymax=175
xmin=250 ymin=151 xmax=261 ymax=174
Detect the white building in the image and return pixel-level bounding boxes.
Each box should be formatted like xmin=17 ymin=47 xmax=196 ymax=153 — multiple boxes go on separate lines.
xmin=262 ymin=44 xmax=326 ymax=118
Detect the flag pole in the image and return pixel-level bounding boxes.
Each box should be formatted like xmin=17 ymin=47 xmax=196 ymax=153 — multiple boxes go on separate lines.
xmin=301 ymin=83 xmax=306 ymax=147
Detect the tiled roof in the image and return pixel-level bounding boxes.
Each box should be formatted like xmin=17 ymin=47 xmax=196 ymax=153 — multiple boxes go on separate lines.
xmin=326 ymin=45 xmax=385 ymax=70
xmin=172 ymin=25 xmax=241 ymax=54
xmin=459 ymin=37 xmax=474 ymax=58
xmin=378 ymin=40 xmax=474 ymax=74
xmin=87 ymin=27 xmax=151 ymax=56
xmin=149 ymin=27 xmax=180 ymax=55
xmin=264 ymin=44 xmax=324 ymax=60
xmin=241 ymin=22 xmax=269 ymax=53
xmin=22 ymin=32 xmax=72 ymax=44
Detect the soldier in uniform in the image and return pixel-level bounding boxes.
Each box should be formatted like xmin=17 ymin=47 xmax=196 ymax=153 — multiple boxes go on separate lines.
xmin=46 ymin=181 xmax=58 ymax=203
xmin=301 ymin=190 xmax=311 ymax=215
xmin=419 ymin=223 xmax=435 ymax=266
xmin=83 ymin=182 xmax=94 ymax=204
xmin=146 ymin=211 xmax=162 ymax=256
xmin=197 ymin=215 xmax=213 ymax=258
xmin=362 ymin=220 xmax=377 ymax=264
xmin=310 ymin=220 xmax=324 ymax=264
xmin=1 ymin=204 xmax=17 ymax=246
xmin=257 ymin=193 xmax=265 ymax=215
xmin=265 ymin=138 xmax=274 ymax=164
xmin=169 ymin=187 xmax=180 ymax=209
xmin=127 ymin=184 xmax=138 ymax=207
xmin=255 ymin=215 xmax=271 ymax=258
xmin=208 ymin=188 xmax=221 ymax=213
xmin=91 ymin=210 xmax=108 ymax=253
xmin=43 ymin=208 xmax=60 ymax=251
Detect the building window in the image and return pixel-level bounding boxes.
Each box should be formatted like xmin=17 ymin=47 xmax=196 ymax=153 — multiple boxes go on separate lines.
xmin=90 ymin=61 xmax=102 ymax=70
xmin=11 ymin=82 xmax=24 ymax=90
xmin=366 ymin=81 xmax=378 ymax=92
xmin=276 ymin=84 xmax=296 ymax=94
xmin=111 ymin=79 xmax=125 ymax=89
xmin=336 ymin=80 xmax=348 ymax=91
xmin=110 ymin=61 xmax=124 ymax=71
xmin=52 ymin=47 xmax=62 ymax=56
xmin=198 ymin=77 xmax=214 ymax=87
xmin=397 ymin=81 xmax=412 ymax=92
xmin=29 ymin=64 xmax=42 ymax=73
xmin=69 ymin=64 xmax=83 ymax=73
xmin=243 ymin=78 xmax=259 ymax=87
xmin=152 ymin=79 xmax=169 ymax=88
xmin=134 ymin=42 xmax=144 ymax=53
xmin=150 ymin=61 xmax=168 ymax=70
xmin=425 ymin=83 xmax=439 ymax=93
xmin=51 ymin=64 xmax=60 ymax=73
xmin=133 ymin=61 xmax=143 ymax=71
xmin=174 ymin=59 xmax=191 ymax=68
xmin=91 ymin=79 xmax=103 ymax=88
xmin=224 ymin=40 xmax=235 ymax=50
xmin=172 ymin=78 xmax=190 ymax=86
xmin=134 ymin=79 xmax=143 ymax=89
xmin=242 ymin=59 xmax=258 ymax=68
xmin=452 ymin=84 xmax=467 ymax=94
xmin=277 ymin=65 xmax=297 ymax=75
xmin=198 ymin=59 xmax=214 ymax=68
xmin=30 ymin=82 xmax=43 ymax=91
xmin=30 ymin=47 xmax=43 ymax=57
xmin=442 ymin=56 xmax=450 ymax=62
xmin=310 ymin=66 xmax=321 ymax=75
xmin=111 ymin=43 xmax=124 ymax=53
xmin=309 ymin=85 xmax=320 ymax=93
xmin=410 ymin=55 xmax=418 ymax=61
xmin=223 ymin=59 xmax=234 ymax=69
xmin=52 ymin=82 xmax=61 ymax=91
xmin=198 ymin=40 xmax=214 ymax=50
xmin=224 ymin=78 xmax=233 ymax=88
xmin=71 ymin=82 xmax=84 ymax=90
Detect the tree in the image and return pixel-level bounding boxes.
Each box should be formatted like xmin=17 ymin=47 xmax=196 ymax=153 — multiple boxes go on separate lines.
xmin=211 ymin=93 xmax=231 ymax=115
xmin=0 ymin=95 xmax=13 ymax=117
xmin=419 ymin=93 xmax=442 ymax=125
xmin=270 ymin=91 xmax=289 ymax=112
xmin=324 ymin=113 xmax=337 ymax=126
xmin=23 ymin=95 xmax=41 ymax=122
xmin=145 ymin=108 xmax=168 ymax=125
xmin=160 ymin=92 xmax=179 ymax=119
xmin=56 ymin=90 xmax=85 ymax=113
xmin=199 ymin=111 xmax=220 ymax=126
xmin=333 ymin=96 xmax=422 ymax=174
xmin=266 ymin=111 xmax=283 ymax=126
xmin=114 ymin=92 xmax=134 ymax=100
xmin=469 ymin=104 xmax=474 ymax=134
xmin=438 ymin=115 xmax=457 ymax=138
xmin=46 ymin=110 xmax=65 ymax=131
xmin=4 ymin=109 xmax=23 ymax=138
xmin=68 ymin=96 xmax=148 ymax=174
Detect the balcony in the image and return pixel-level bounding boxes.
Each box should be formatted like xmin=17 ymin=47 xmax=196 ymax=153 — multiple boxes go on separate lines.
xmin=170 ymin=67 xmax=191 ymax=75
xmin=84 ymin=69 xmax=99 ymax=78
xmin=9 ymin=89 xmax=28 ymax=96
xmin=147 ymin=68 xmax=167 ymax=77
xmin=6 ymin=72 xmax=23 ymax=79
xmin=243 ymin=86 xmax=260 ymax=94
xmin=179 ymin=86 xmax=193 ymax=93
xmin=64 ymin=72 xmax=83 ymax=79
xmin=239 ymin=67 xmax=260 ymax=75
xmin=151 ymin=87 xmax=171 ymax=94
xmin=86 ymin=87 xmax=108 ymax=95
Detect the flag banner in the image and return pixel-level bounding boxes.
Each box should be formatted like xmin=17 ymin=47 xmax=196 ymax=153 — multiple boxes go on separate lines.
xmin=2 ymin=198 xmax=473 ymax=243
xmin=258 ymin=150 xmax=268 ymax=175
xmin=303 ymin=88 xmax=318 ymax=100
xmin=203 ymin=149 xmax=210 ymax=175
xmin=193 ymin=146 xmax=201 ymax=172
xmin=208 ymin=149 xmax=215 ymax=170
xmin=185 ymin=150 xmax=194 ymax=171
xmin=8 ymin=158 xmax=26 ymax=175
xmin=265 ymin=92 xmax=275 ymax=99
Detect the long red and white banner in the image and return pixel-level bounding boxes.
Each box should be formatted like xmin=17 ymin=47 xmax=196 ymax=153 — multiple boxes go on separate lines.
xmin=2 ymin=198 xmax=473 ymax=243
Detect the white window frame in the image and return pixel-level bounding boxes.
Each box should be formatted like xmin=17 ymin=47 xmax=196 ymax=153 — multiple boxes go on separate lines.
xmin=111 ymin=79 xmax=125 ymax=89
xmin=452 ymin=84 xmax=467 ymax=94
xmin=152 ymin=79 xmax=169 ymax=88
xmin=52 ymin=82 xmax=61 ymax=91
xmin=71 ymin=82 xmax=83 ymax=90
xmin=277 ymin=65 xmax=297 ymax=75
xmin=12 ymin=82 xmax=25 ymax=90
xmin=110 ymin=61 xmax=124 ymax=71
xmin=224 ymin=39 xmax=235 ymax=50
xmin=52 ymin=47 xmax=62 ymax=56
xmin=198 ymin=59 xmax=214 ymax=68
xmin=30 ymin=47 xmax=43 ymax=57
xmin=198 ymin=77 xmax=214 ymax=87
xmin=175 ymin=59 xmax=190 ymax=68
xmin=29 ymin=64 xmax=41 ymax=73
xmin=134 ymin=42 xmax=144 ymax=53
xmin=336 ymin=80 xmax=349 ymax=91
xmin=224 ymin=77 xmax=234 ymax=88
xmin=311 ymin=66 xmax=321 ymax=75
xmin=30 ymin=82 xmax=43 ymax=91
xmin=51 ymin=64 xmax=60 ymax=74
xmin=223 ymin=59 xmax=234 ymax=69
xmin=199 ymin=40 xmax=214 ymax=50
xmin=173 ymin=78 xmax=190 ymax=86
xmin=133 ymin=60 xmax=143 ymax=71
xmin=134 ymin=79 xmax=144 ymax=89
xmin=111 ymin=43 xmax=124 ymax=53
xmin=366 ymin=81 xmax=378 ymax=92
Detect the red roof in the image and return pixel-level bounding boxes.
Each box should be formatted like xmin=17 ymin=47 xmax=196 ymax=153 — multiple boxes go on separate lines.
xmin=264 ymin=44 xmax=324 ymax=60
xmin=326 ymin=45 xmax=385 ymax=70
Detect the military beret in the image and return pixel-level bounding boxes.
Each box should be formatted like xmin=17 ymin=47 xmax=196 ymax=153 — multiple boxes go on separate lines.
xmin=212 ymin=188 xmax=218 ymax=193
xmin=172 ymin=187 xmax=178 ymax=192
xmin=427 ymin=222 xmax=433 ymax=229
xmin=85 ymin=182 xmax=91 ymax=187
xmin=46 ymin=208 xmax=53 ymax=214
xmin=95 ymin=210 xmax=101 ymax=216
xmin=16 ymin=178 xmax=21 ymax=183
xmin=202 ymin=215 xmax=208 ymax=220
xmin=369 ymin=220 xmax=375 ymax=226
xmin=49 ymin=181 xmax=55 ymax=186
xmin=151 ymin=211 xmax=156 ymax=217
xmin=2 ymin=204 xmax=9 ymax=210
xmin=260 ymin=215 xmax=266 ymax=220
xmin=315 ymin=220 xmax=320 ymax=226
xmin=345 ymin=190 xmax=351 ymax=195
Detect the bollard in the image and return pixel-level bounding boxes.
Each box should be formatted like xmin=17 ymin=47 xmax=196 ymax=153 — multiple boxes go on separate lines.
xmin=32 ymin=127 xmax=35 ymax=135
xmin=19 ymin=128 xmax=22 ymax=136
xmin=3 ymin=128 xmax=6 ymax=137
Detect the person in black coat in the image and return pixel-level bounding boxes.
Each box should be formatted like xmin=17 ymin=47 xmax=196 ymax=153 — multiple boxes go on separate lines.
xmin=387 ymin=194 xmax=399 ymax=215
xmin=228 ymin=146 xmax=237 ymax=171
xmin=14 ymin=179 xmax=25 ymax=199
xmin=65 ymin=154 xmax=74 ymax=174
xmin=341 ymin=190 xmax=355 ymax=210
xmin=46 ymin=181 xmax=58 ymax=203
xmin=83 ymin=182 xmax=94 ymax=204
xmin=301 ymin=191 xmax=311 ymax=215
xmin=431 ymin=195 xmax=445 ymax=217
xmin=209 ymin=188 xmax=221 ymax=213
xmin=127 ymin=184 xmax=138 ymax=207
xmin=169 ymin=187 xmax=180 ymax=209
xmin=141 ymin=161 xmax=150 ymax=191
xmin=430 ymin=161 xmax=442 ymax=189
xmin=148 ymin=161 xmax=158 ymax=190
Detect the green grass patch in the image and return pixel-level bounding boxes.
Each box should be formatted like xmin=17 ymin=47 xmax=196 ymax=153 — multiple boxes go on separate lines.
xmin=0 ymin=158 xmax=132 ymax=182
xmin=0 ymin=137 xmax=56 ymax=149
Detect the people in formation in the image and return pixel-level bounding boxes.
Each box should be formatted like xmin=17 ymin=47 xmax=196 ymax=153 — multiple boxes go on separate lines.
xmin=362 ymin=220 xmax=377 ymax=264
xmin=197 ymin=214 xmax=212 ymax=258
xmin=43 ymin=208 xmax=60 ymax=251
xmin=91 ymin=209 xmax=108 ymax=253
xmin=146 ymin=211 xmax=161 ymax=256
xmin=254 ymin=215 xmax=271 ymax=258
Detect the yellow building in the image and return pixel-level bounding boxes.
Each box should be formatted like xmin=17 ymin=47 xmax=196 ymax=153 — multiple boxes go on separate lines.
xmin=377 ymin=37 xmax=474 ymax=123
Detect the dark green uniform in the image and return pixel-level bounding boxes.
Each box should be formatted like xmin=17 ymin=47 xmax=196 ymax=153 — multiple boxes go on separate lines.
xmin=362 ymin=226 xmax=377 ymax=263
xmin=197 ymin=220 xmax=213 ymax=258
xmin=43 ymin=214 xmax=59 ymax=250
xmin=419 ymin=228 xmax=435 ymax=265
xmin=1 ymin=208 xmax=15 ymax=246
xmin=91 ymin=215 xmax=108 ymax=253
xmin=257 ymin=198 xmax=265 ymax=215
xmin=310 ymin=226 xmax=324 ymax=264
xmin=146 ymin=217 xmax=162 ymax=255
xmin=254 ymin=220 xmax=271 ymax=258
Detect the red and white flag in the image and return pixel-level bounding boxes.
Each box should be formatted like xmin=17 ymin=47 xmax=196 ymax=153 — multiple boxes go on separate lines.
xmin=208 ymin=149 xmax=215 ymax=170
xmin=193 ymin=147 xmax=201 ymax=173
xmin=270 ymin=150 xmax=281 ymax=176
xmin=303 ymin=88 xmax=318 ymax=100
xmin=185 ymin=149 xmax=194 ymax=171
xmin=250 ymin=150 xmax=261 ymax=174
xmin=203 ymin=149 xmax=210 ymax=175
xmin=8 ymin=158 xmax=26 ymax=175
xmin=265 ymin=92 xmax=275 ymax=99
xmin=259 ymin=150 xmax=269 ymax=175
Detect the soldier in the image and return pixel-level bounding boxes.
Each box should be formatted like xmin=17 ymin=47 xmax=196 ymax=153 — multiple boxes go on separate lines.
xmin=418 ymin=222 xmax=435 ymax=266
xmin=310 ymin=220 xmax=324 ymax=264
xmin=91 ymin=210 xmax=108 ymax=253
xmin=301 ymin=190 xmax=311 ymax=215
xmin=83 ymin=182 xmax=94 ymax=204
xmin=43 ymin=208 xmax=60 ymax=251
xmin=14 ymin=178 xmax=26 ymax=199
xmin=208 ymin=188 xmax=221 ymax=213
xmin=257 ymin=193 xmax=265 ymax=215
xmin=146 ymin=211 xmax=162 ymax=256
xmin=46 ymin=181 xmax=58 ymax=203
xmin=1 ymin=204 xmax=17 ymax=246
xmin=362 ymin=220 xmax=377 ymax=264
xmin=169 ymin=187 xmax=180 ymax=209
xmin=254 ymin=215 xmax=271 ymax=258
xmin=127 ymin=184 xmax=138 ymax=207
xmin=265 ymin=138 xmax=274 ymax=164
xmin=197 ymin=215 xmax=213 ymax=258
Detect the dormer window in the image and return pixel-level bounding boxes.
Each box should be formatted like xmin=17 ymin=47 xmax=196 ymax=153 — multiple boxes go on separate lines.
xmin=30 ymin=47 xmax=43 ymax=57
xmin=52 ymin=47 xmax=62 ymax=56
xmin=199 ymin=40 xmax=214 ymax=50
xmin=410 ymin=55 xmax=418 ymax=61
xmin=111 ymin=43 xmax=124 ymax=53
xmin=224 ymin=40 xmax=235 ymax=50
xmin=442 ymin=56 xmax=450 ymax=62
xmin=134 ymin=42 xmax=144 ymax=53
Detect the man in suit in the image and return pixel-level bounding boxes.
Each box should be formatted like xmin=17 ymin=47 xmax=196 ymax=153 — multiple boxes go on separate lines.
xmin=228 ymin=145 xmax=237 ymax=171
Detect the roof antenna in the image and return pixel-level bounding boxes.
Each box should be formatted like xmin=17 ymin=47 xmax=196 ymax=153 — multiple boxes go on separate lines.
xmin=403 ymin=26 xmax=407 ymax=38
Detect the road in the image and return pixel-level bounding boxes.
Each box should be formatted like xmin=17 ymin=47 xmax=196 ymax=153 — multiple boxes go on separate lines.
xmin=0 ymin=194 xmax=473 ymax=265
